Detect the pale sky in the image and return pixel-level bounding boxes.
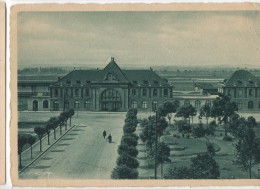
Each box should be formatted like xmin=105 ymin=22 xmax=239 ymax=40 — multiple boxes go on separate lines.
xmin=18 ymin=11 xmax=260 ymax=68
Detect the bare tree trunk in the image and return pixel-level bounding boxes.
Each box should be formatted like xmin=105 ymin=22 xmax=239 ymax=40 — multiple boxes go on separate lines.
xmin=60 ymin=123 xmax=62 ymax=135
xmin=40 ymin=138 xmax=42 ymax=152
xmin=54 ymin=129 xmax=56 ymax=140
xmin=47 ymin=133 xmax=50 ymax=145
xmin=30 ymin=146 xmax=33 ymax=159
xmin=249 ymin=158 xmax=252 ymax=179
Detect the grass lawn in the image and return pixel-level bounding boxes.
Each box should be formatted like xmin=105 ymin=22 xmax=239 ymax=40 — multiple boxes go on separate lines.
xmin=137 ymin=112 xmax=260 ymax=179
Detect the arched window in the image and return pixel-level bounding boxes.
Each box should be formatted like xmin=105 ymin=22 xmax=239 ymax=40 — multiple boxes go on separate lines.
xmin=237 ymin=101 xmax=243 ymax=109
xmin=43 ymin=100 xmax=49 ymax=109
xmin=54 ymin=89 xmax=59 ymax=97
xmin=152 ymin=101 xmax=158 ymax=111
xmin=248 ymin=101 xmax=254 ymax=109
xmin=142 ymin=89 xmax=147 ymax=97
xmin=74 ymin=100 xmax=80 ymax=109
xmin=163 ymin=89 xmax=168 ymax=97
xmin=142 ymin=101 xmax=147 ymax=109
xmin=249 ymin=89 xmax=253 ymax=96
xmin=153 ymin=89 xmax=158 ymax=96
xmin=131 ymin=101 xmax=137 ymax=109
xmin=53 ymin=100 xmax=59 ymax=111
xmin=33 ymin=100 xmax=38 ymax=111
xmin=101 ymin=89 xmax=121 ymax=101
xmin=84 ymin=100 xmax=90 ymax=110
xmin=205 ymin=100 xmax=211 ymax=107
xmin=184 ymin=100 xmax=190 ymax=106
xmin=195 ymin=100 xmax=201 ymax=109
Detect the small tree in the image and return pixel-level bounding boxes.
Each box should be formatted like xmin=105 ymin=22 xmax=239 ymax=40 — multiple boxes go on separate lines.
xmin=60 ymin=111 xmax=68 ymax=130
xmin=45 ymin=122 xmax=51 ymax=145
xmin=211 ymin=93 xmax=238 ymax=136
xmin=156 ymin=142 xmax=171 ymax=177
xmin=34 ymin=127 xmax=46 ymax=151
xmin=190 ymin=153 xmax=220 ymax=179
xmin=158 ymin=101 xmax=178 ymax=123
xmin=18 ymin=135 xmax=28 ymax=168
xmin=206 ymin=142 xmax=216 ymax=156
xmin=68 ymin=108 xmax=75 ymax=127
xmin=234 ymin=128 xmax=260 ymax=179
xmin=175 ymin=105 xmax=196 ymax=125
xmin=200 ymin=104 xmax=211 ymax=125
xmin=27 ymin=135 xmax=36 ymax=159
xmin=49 ymin=117 xmax=59 ymax=140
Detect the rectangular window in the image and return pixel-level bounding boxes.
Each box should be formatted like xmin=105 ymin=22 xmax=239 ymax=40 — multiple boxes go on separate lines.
xmin=142 ymin=89 xmax=147 ymax=97
xmin=85 ymin=88 xmax=89 ymax=96
xmin=75 ymin=89 xmax=79 ymax=97
xmin=132 ymin=89 xmax=136 ymax=96
xmin=164 ymin=89 xmax=168 ymax=96
xmin=153 ymin=89 xmax=158 ymax=96
xmin=238 ymin=89 xmax=243 ymax=97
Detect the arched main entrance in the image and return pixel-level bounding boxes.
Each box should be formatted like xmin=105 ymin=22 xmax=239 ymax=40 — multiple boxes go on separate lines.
xmin=32 ymin=100 xmax=38 ymax=111
xmin=100 ymin=89 xmax=122 ymax=112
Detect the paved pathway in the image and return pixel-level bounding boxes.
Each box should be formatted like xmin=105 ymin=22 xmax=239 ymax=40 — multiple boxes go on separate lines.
xmin=19 ymin=113 xmax=124 ymax=179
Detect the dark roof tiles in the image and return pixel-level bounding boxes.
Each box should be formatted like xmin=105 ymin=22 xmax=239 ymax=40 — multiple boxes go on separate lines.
xmin=224 ymin=69 xmax=260 ymax=86
xmin=52 ymin=58 xmax=170 ymax=86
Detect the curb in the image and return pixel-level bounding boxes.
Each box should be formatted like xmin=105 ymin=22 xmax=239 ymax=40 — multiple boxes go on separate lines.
xmin=19 ymin=124 xmax=76 ymax=174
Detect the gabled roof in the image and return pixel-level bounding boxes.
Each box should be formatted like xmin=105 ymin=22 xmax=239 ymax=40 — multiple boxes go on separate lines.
xmin=224 ymin=69 xmax=260 ymax=87
xmin=103 ymin=57 xmax=129 ymax=82
xmin=52 ymin=57 xmax=171 ymax=87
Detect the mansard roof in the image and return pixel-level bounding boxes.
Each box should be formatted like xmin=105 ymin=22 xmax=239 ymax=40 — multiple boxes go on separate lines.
xmin=224 ymin=69 xmax=260 ymax=87
xmin=52 ymin=57 xmax=170 ymax=87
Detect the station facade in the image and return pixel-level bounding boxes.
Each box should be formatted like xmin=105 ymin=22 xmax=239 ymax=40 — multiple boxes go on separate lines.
xmin=47 ymin=58 xmax=173 ymax=112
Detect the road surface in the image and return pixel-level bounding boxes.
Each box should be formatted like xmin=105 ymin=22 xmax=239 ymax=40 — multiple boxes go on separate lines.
xmin=19 ymin=112 xmax=125 ymax=179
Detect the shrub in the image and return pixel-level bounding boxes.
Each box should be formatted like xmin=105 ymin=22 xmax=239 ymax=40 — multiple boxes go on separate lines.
xmin=164 ymin=166 xmax=192 ymax=179
xmin=116 ymin=154 xmax=139 ymax=169
xmin=192 ymin=123 xmax=206 ymax=138
xmin=223 ymin=135 xmax=233 ymax=141
xmin=118 ymin=144 xmax=138 ymax=157
xmin=111 ymin=165 xmax=138 ymax=179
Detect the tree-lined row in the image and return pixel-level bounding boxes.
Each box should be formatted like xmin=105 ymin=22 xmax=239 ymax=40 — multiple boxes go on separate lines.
xmin=111 ymin=108 xmax=139 ymax=179
xmin=140 ymin=111 xmax=171 ymax=177
xmin=18 ymin=109 xmax=75 ymax=168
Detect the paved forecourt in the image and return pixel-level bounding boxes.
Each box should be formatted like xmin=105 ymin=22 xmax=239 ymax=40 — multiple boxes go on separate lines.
xmin=19 ymin=112 xmax=125 ymax=179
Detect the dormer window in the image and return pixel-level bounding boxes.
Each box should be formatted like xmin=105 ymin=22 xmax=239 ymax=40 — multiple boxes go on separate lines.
xmin=237 ymin=80 xmax=243 ymax=85
xmin=86 ymin=80 xmax=91 ymax=84
xmin=249 ymin=80 xmax=254 ymax=85
xmin=153 ymin=81 xmax=159 ymax=85
xmin=66 ymin=80 xmax=71 ymax=85
xmin=133 ymin=81 xmax=138 ymax=85
xmin=105 ymin=73 xmax=116 ymax=81
xmin=143 ymin=80 xmax=148 ymax=85
xmin=76 ymin=80 xmax=81 ymax=85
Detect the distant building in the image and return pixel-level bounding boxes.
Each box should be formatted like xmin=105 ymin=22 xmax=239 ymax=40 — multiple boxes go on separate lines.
xmin=47 ymin=57 xmax=173 ymax=112
xmin=221 ymin=69 xmax=260 ymax=111
xmin=18 ymin=79 xmax=53 ymax=111
xmin=172 ymin=91 xmax=217 ymax=111
xmin=194 ymin=82 xmax=219 ymax=95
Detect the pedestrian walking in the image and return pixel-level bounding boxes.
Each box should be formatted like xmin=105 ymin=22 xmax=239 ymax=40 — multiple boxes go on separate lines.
xmin=107 ymin=134 xmax=112 ymax=143
xmin=103 ymin=130 xmax=107 ymax=138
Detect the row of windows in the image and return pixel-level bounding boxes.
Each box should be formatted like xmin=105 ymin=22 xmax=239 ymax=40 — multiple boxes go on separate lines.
xmin=65 ymin=80 xmax=91 ymax=85
xmin=237 ymin=101 xmax=260 ymax=109
xmin=130 ymin=99 xmax=212 ymax=110
xmin=53 ymin=88 xmax=90 ymax=97
xmin=132 ymin=88 xmax=169 ymax=97
xmin=227 ymin=88 xmax=259 ymax=97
